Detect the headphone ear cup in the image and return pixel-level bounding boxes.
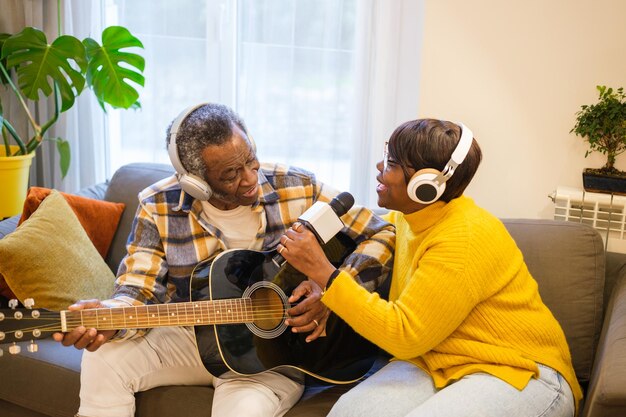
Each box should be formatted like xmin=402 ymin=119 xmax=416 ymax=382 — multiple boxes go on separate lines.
xmin=407 ymin=168 xmax=446 ymax=204
xmin=178 ymin=173 xmax=213 ymax=201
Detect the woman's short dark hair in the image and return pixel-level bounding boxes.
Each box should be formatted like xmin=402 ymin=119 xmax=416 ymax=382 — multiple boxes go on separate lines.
xmin=387 ymin=118 xmax=482 ymax=203
xmin=166 ymin=103 xmax=249 ymax=181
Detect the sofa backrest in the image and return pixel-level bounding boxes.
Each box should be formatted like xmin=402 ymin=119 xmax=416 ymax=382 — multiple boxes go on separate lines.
xmin=100 ymin=165 xmax=606 ymax=385
xmin=503 ymin=219 xmax=605 ymax=385
xmin=104 ymin=163 xmax=175 ymax=272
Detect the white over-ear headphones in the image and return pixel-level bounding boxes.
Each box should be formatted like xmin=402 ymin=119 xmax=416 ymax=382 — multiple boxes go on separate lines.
xmin=406 ymin=122 xmax=474 ymax=204
xmin=167 ymin=104 xmax=214 ymax=200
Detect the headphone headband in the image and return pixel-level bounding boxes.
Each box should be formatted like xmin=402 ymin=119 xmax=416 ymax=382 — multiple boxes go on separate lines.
xmin=406 ymin=121 xmax=474 ymax=204
xmin=449 ymin=122 xmax=473 ymax=166
xmin=432 ymin=122 xmax=474 ymax=185
xmin=167 ymin=103 xmax=207 ymax=177
xmin=167 ymin=103 xmax=214 ymax=201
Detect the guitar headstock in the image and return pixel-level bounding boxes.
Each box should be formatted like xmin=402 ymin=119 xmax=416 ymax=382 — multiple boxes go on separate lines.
xmin=0 ymin=298 xmax=60 ymax=356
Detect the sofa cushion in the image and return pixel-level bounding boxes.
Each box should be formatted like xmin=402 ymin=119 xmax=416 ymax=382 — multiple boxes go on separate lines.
xmin=18 ymin=186 xmax=125 ymax=258
xmin=0 ymin=190 xmax=115 ymax=310
xmin=0 ymin=339 xmax=81 ymax=417
xmin=503 ymin=219 xmax=605 ymax=384
xmin=104 ymin=162 xmax=174 ymax=272
xmin=0 ymin=187 xmax=124 ymax=300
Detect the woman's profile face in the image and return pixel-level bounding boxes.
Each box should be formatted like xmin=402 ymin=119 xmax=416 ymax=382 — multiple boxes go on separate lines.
xmin=375 ymin=141 xmax=424 ymax=214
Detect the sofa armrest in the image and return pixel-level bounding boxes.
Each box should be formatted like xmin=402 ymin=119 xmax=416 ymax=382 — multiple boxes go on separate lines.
xmin=0 ymin=215 xmax=19 ymax=239
xmin=583 ymin=270 xmax=626 ymax=417
xmin=75 ymin=181 xmax=108 ymax=200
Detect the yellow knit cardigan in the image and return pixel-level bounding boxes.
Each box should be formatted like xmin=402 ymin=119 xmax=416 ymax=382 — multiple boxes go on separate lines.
xmin=322 ymin=196 xmax=582 ymax=408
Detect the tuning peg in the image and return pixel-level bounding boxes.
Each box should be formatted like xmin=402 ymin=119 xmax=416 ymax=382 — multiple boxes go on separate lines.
xmin=14 ymin=311 xmax=23 ymax=320
xmin=33 ymin=329 xmax=41 ymax=338
xmin=0 ymin=312 xmax=4 ymax=321
xmin=14 ymin=331 xmax=23 ymax=339
xmin=9 ymin=343 xmax=21 ymax=355
xmin=23 ymin=298 xmax=35 ymax=309
xmin=8 ymin=299 xmax=18 ymax=309
xmin=27 ymin=341 xmax=38 ymax=353
xmin=32 ymin=310 xmax=40 ymax=319
xmin=0 ymin=331 xmax=4 ymax=341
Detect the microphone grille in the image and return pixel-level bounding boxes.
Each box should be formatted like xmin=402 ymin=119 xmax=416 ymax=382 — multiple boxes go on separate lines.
xmin=329 ymin=192 xmax=355 ymax=216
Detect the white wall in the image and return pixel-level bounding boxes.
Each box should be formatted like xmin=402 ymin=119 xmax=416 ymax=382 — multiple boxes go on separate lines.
xmin=418 ymin=0 xmax=626 ymax=218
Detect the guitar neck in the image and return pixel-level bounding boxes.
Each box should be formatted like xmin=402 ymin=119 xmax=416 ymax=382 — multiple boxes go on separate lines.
xmin=61 ymin=298 xmax=254 ymax=332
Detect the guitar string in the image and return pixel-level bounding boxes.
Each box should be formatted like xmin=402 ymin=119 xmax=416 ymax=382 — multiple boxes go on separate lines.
xmin=2 ymin=305 xmax=298 ymax=321
xmin=2 ymin=313 xmax=298 ymax=334
xmin=2 ymin=313 xmax=298 ymax=336
xmin=5 ymin=308 xmax=295 ymax=322
xmin=1 ymin=303 xmax=306 ymax=335
xmin=2 ymin=310 xmax=298 ymax=327
xmin=1 ymin=300 xmax=304 ymax=319
xmin=4 ymin=310 xmax=295 ymax=321
xmin=0 ymin=299 xmax=304 ymax=317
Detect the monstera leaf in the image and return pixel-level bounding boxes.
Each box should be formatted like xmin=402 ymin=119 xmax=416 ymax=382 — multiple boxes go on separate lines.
xmin=84 ymin=26 xmax=145 ymax=110
xmin=1 ymin=27 xmax=87 ymax=112
xmin=0 ymin=24 xmax=145 ymax=178
xmin=0 ymin=33 xmax=10 ymax=85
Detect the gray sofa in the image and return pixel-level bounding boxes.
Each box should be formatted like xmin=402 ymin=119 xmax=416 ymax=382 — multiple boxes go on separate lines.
xmin=1 ymin=162 xmax=626 ymax=417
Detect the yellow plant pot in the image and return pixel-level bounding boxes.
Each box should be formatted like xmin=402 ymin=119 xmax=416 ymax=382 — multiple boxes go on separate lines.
xmin=0 ymin=146 xmax=36 ymax=218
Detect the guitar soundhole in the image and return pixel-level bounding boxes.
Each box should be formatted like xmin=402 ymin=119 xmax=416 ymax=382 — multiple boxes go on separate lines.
xmin=243 ymin=281 xmax=289 ymax=339
xmin=251 ymin=287 xmax=284 ymax=331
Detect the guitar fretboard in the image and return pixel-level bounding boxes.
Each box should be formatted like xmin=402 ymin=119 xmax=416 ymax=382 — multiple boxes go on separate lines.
xmin=60 ymin=299 xmax=254 ymax=332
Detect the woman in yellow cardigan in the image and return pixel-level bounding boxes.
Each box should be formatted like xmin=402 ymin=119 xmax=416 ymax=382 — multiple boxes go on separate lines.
xmin=278 ymin=119 xmax=581 ymax=417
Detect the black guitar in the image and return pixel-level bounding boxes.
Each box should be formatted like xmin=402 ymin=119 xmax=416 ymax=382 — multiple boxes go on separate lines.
xmin=0 ymin=237 xmax=384 ymax=383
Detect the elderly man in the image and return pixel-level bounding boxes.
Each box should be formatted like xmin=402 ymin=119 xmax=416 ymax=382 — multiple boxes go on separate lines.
xmin=55 ymin=103 xmax=394 ymax=417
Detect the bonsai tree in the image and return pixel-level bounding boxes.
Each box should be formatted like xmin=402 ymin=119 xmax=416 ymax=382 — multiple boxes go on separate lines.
xmin=0 ymin=23 xmax=144 ymax=178
xmin=572 ymin=85 xmax=626 ymax=175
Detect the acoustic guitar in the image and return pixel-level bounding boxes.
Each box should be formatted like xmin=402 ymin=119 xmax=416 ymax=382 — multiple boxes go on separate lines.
xmin=0 ymin=236 xmax=384 ymax=384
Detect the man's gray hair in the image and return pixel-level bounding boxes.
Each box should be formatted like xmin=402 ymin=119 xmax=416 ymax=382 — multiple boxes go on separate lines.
xmin=167 ymin=103 xmax=248 ymax=180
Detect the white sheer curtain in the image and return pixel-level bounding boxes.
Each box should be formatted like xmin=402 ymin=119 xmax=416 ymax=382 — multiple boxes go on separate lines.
xmin=99 ymin=0 xmax=423 ymax=204
xmin=0 ymin=0 xmax=56 ymax=189
xmin=3 ymin=1 xmax=423 ymax=198
xmin=235 ymin=0 xmax=423 ymax=206
xmin=103 ymin=0 xmax=366 ymax=191
xmin=58 ymin=0 xmax=108 ymax=192
xmin=351 ymin=0 xmax=423 ymax=207
xmin=0 ymin=0 xmax=107 ymax=192
xmin=235 ymin=0 xmax=360 ymax=194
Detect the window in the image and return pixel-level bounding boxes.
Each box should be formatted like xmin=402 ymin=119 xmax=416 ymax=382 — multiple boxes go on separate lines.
xmin=105 ymin=0 xmax=359 ymax=193
xmin=103 ymin=0 xmax=421 ymax=206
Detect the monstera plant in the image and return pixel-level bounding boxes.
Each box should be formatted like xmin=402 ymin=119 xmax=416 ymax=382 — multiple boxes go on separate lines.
xmin=0 ymin=25 xmax=145 ymax=177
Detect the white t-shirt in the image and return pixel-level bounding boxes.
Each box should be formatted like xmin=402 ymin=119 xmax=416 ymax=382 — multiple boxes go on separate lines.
xmin=200 ymin=201 xmax=263 ymax=250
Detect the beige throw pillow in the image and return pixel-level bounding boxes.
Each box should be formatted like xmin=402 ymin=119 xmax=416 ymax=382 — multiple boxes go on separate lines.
xmin=0 ymin=190 xmax=115 ymax=311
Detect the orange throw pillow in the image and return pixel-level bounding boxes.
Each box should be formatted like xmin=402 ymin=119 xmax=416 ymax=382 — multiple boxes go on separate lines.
xmin=0 ymin=187 xmax=125 ymax=300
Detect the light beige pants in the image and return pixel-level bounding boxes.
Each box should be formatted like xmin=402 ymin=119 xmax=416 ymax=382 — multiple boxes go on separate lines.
xmin=78 ymin=327 xmax=303 ymax=417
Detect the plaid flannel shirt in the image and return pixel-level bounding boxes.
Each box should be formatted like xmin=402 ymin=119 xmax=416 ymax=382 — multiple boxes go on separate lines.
xmin=108 ymin=163 xmax=394 ymax=338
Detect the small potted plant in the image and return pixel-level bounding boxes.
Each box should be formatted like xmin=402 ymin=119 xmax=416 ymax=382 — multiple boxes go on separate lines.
xmin=0 ymin=14 xmax=145 ymax=218
xmin=571 ymin=85 xmax=626 ymax=194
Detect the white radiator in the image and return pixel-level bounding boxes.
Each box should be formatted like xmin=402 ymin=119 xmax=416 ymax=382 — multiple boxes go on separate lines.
xmin=549 ymin=186 xmax=626 ymax=253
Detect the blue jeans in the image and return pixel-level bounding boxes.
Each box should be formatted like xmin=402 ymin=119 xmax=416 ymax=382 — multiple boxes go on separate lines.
xmin=328 ymin=360 xmax=575 ymax=417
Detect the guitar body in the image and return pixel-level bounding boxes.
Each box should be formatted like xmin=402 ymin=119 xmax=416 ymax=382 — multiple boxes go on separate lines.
xmin=191 ymin=237 xmax=382 ymax=383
